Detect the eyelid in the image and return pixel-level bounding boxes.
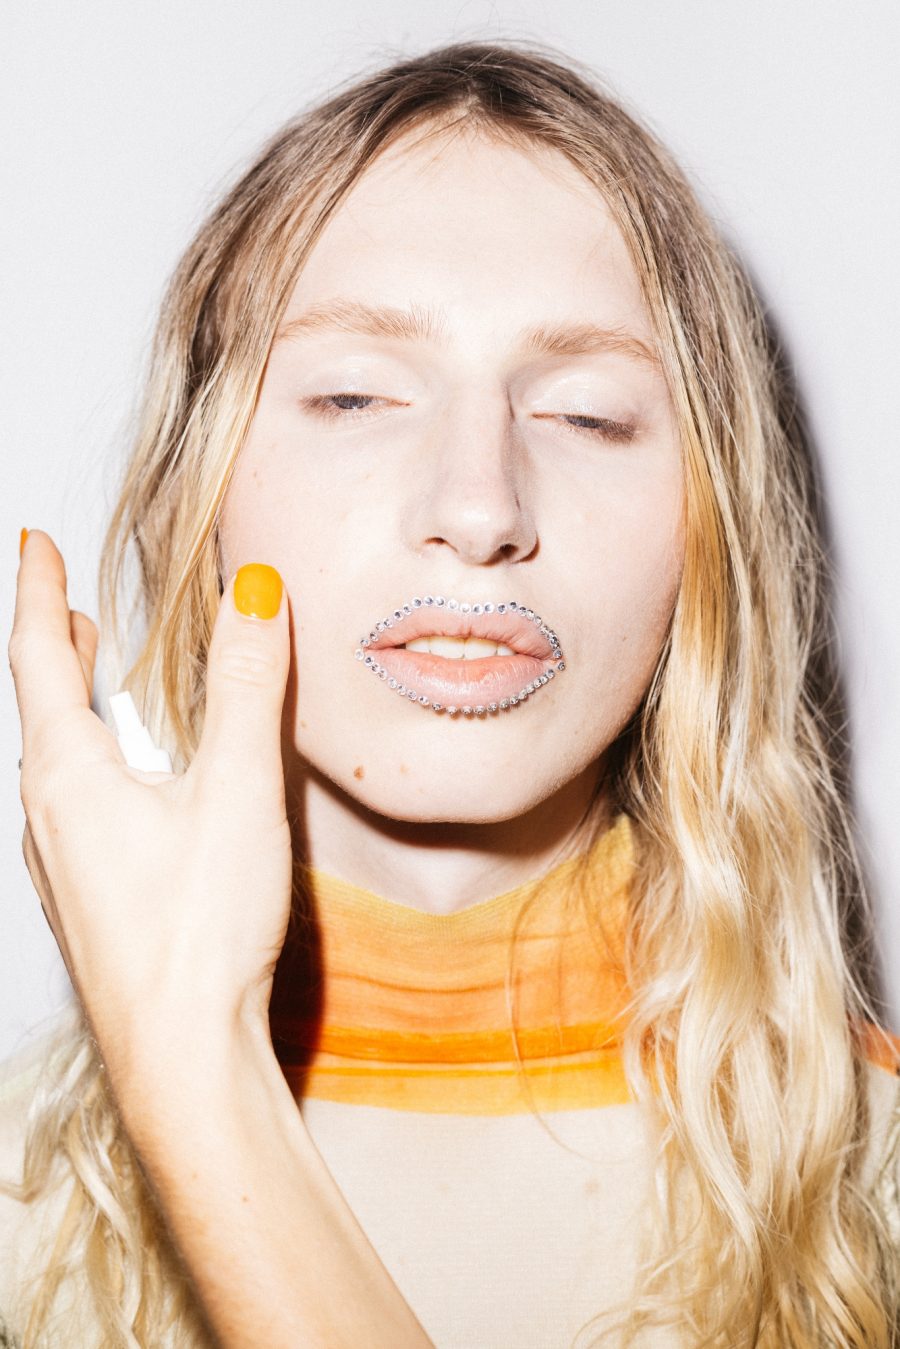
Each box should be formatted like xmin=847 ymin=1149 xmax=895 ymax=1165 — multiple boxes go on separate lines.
xmin=300 ymin=393 xmax=399 ymax=419
xmin=302 ymin=394 xmax=637 ymax=444
xmin=532 ymin=412 xmax=637 ymax=444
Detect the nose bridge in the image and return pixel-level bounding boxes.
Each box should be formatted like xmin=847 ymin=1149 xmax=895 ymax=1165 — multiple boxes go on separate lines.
xmin=407 ymin=388 xmax=537 ymax=566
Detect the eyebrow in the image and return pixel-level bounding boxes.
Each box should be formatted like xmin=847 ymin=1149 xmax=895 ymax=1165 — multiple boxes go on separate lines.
xmin=274 ymin=299 xmax=661 ymax=368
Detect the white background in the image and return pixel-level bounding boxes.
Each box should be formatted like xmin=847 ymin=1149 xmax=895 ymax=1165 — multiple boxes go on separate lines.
xmin=2 ymin=1 xmax=898 ymax=1060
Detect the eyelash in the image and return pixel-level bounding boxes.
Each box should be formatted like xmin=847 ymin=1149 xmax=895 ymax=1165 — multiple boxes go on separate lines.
xmin=301 ymin=394 xmax=636 ymax=444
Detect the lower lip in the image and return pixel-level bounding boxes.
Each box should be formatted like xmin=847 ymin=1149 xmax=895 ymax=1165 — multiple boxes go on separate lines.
xmin=374 ymin=648 xmax=553 ymax=709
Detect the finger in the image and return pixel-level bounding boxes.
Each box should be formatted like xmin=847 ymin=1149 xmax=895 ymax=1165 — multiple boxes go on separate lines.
xmin=10 ymin=533 xmax=115 ymax=775
xmin=70 ymin=609 xmax=99 ymax=698
xmin=8 ymin=531 xmax=101 ymax=761
xmin=188 ymin=564 xmax=289 ymax=797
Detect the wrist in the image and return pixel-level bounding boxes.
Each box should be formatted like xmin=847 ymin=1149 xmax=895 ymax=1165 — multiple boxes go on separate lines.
xmin=102 ymin=998 xmax=286 ymax=1151
xmin=94 ymin=995 xmax=433 ymax=1347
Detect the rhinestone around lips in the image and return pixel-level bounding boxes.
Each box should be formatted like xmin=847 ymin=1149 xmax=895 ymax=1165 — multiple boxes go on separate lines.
xmin=355 ymin=595 xmax=567 ymax=713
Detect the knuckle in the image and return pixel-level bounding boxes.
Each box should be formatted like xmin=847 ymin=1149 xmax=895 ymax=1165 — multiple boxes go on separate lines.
xmin=70 ymin=610 xmax=100 ymax=648
xmin=7 ymin=627 xmax=32 ymax=674
xmin=216 ymin=641 xmax=280 ymax=687
xmin=70 ymin=608 xmax=98 ymax=632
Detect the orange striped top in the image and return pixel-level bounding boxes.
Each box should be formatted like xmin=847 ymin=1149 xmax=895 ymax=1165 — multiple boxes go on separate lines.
xmin=268 ymin=813 xmax=900 ymax=1116
xmin=270 ymin=814 xmax=635 ymax=1115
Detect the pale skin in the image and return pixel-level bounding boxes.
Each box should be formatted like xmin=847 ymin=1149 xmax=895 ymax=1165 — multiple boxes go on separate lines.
xmin=8 ymin=127 xmax=683 ymax=1345
xmin=220 ymin=125 xmax=684 ymax=913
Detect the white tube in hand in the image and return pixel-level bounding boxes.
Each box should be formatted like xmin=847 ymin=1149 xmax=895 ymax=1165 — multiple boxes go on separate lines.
xmin=109 ymin=691 xmax=173 ymax=772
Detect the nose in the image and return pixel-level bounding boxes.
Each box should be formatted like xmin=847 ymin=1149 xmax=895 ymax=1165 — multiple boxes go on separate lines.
xmin=403 ymin=394 xmax=538 ymax=567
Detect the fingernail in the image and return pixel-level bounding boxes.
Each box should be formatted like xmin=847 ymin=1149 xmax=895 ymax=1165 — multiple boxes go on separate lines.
xmin=233 ymin=563 xmax=283 ymax=619
xmin=19 ymin=528 xmax=29 ymax=559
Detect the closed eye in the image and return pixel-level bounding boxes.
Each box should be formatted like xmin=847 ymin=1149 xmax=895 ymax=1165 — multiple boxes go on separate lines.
xmin=301 ymin=395 xmax=636 ymax=444
xmin=301 ymin=393 xmax=392 ymax=420
xmin=533 ymin=413 xmax=636 ymax=444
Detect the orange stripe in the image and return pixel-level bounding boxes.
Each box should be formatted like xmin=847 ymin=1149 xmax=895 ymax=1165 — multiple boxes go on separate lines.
xmin=286 ymin=1018 xmax=900 ymax=1115
xmin=275 ymin=1017 xmax=625 ymax=1064
xmin=287 ymin=1047 xmax=632 ymax=1115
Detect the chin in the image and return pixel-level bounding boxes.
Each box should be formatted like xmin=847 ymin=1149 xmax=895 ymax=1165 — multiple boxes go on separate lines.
xmin=350 ymin=770 xmax=554 ymax=827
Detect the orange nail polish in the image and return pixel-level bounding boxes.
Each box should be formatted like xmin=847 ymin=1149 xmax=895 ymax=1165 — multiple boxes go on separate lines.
xmin=233 ymin=563 xmax=283 ymax=619
xmin=19 ymin=528 xmax=28 ymax=559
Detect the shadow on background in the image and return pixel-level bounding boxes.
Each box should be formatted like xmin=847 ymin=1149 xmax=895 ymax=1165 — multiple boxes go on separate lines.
xmin=755 ymin=269 xmax=889 ymax=1026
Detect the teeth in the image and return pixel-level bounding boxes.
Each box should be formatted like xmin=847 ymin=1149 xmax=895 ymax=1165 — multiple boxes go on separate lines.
xmin=404 ymin=636 xmax=516 ymax=659
xmin=357 ymin=597 xmax=568 ymax=715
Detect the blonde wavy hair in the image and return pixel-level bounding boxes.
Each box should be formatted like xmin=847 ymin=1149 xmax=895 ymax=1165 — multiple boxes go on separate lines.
xmin=5 ymin=38 xmax=898 ymax=1348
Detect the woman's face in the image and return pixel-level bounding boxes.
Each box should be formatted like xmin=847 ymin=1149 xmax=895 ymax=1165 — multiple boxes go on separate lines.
xmin=218 ymin=127 xmax=684 ymax=825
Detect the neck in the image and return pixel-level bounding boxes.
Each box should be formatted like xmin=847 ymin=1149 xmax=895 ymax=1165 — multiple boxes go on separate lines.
xmin=283 ymin=756 xmax=609 ymax=916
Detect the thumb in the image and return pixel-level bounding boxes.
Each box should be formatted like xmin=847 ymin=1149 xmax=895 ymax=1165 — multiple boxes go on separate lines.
xmin=190 ymin=563 xmax=290 ymax=797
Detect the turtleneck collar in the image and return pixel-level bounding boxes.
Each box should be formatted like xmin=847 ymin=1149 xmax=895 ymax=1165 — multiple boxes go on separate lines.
xmin=270 ymin=813 xmax=636 ymax=1115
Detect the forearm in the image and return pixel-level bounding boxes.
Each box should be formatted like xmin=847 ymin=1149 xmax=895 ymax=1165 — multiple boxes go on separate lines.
xmin=113 ymin=1020 xmax=434 ymax=1349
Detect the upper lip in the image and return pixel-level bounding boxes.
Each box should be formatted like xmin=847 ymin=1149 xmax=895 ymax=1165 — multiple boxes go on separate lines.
xmin=361 ymin=602 xmax=560 ymax=661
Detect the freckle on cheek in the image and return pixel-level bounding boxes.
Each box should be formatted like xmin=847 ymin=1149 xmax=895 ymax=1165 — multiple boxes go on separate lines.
xmin=353 ymin=764 xmax=365 ymax=780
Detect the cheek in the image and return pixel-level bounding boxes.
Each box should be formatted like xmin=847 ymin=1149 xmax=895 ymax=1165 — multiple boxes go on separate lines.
xmin=220 ymin=430 xmax=358 ymax=578
xmin=572 ymin=479 xmax=683 ymax=685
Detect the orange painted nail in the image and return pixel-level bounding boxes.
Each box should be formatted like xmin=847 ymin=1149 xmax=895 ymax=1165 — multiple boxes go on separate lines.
xmin=19 ymin=528 xmax=29 ymax=559
xmin=233 ymin=563 xmax=283 ymax=619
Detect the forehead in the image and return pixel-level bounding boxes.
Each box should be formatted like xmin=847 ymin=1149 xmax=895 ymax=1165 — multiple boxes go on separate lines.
xmin=283 ymin=125 xmax=652 ymax=344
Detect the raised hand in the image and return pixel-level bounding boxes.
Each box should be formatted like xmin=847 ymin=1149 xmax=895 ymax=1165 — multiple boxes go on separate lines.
xmin=8 ymin=529 xmax=432 ymax=1346
xmin=9 ymin=528 xmax=293 ymax=1077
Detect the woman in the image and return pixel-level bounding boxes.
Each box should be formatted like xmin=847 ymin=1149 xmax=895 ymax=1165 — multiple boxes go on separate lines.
xmin=3 ymin=37 xmax=899 ymax=1348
